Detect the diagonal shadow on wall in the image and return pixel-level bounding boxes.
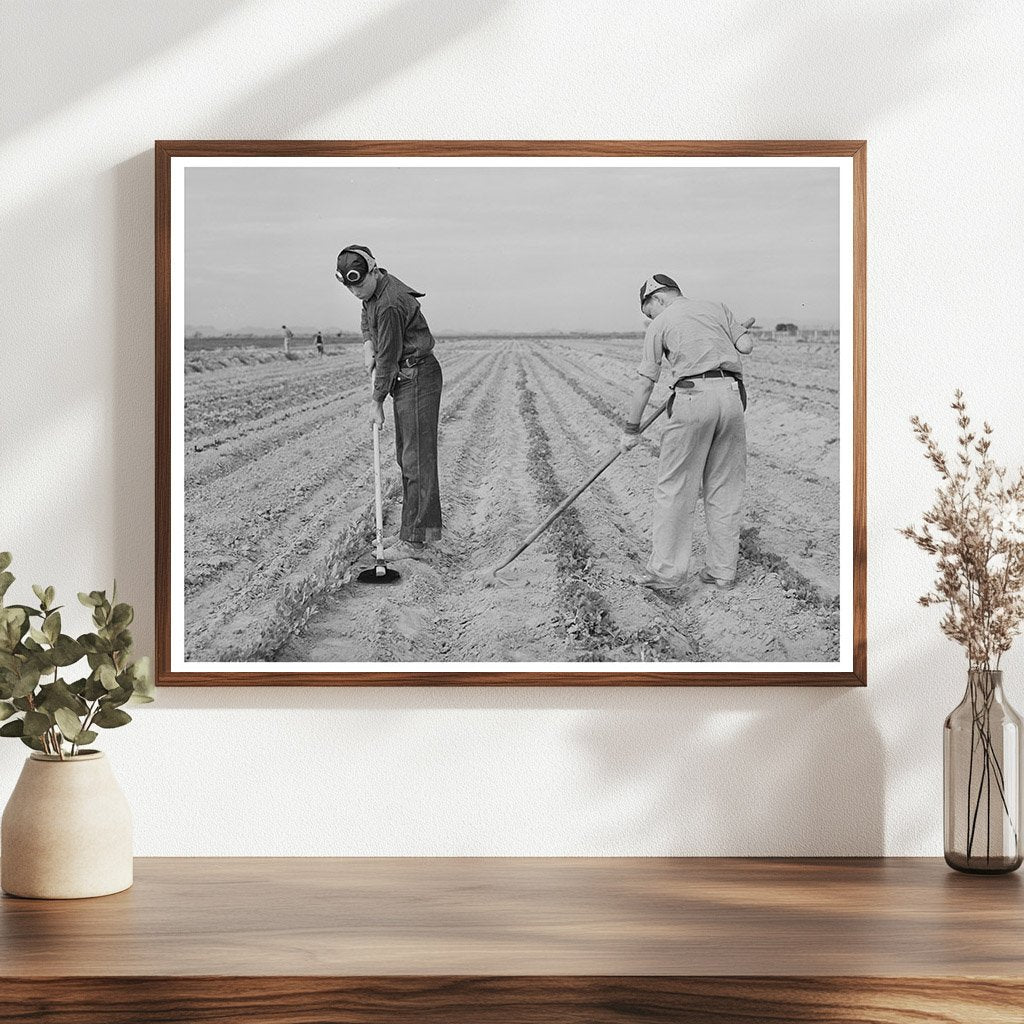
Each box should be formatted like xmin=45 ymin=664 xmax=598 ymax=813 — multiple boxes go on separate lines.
xmin=0 ymin=1 xmax=245 ymax=139
xmin=111 ymin=0 xmax=511 ymax=666
xmin=190 ymin=0 xmax=510 ymax=138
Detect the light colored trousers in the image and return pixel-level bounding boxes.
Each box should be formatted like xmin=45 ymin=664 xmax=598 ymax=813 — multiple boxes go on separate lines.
xmin=647 ymin=377 xmax=746 ymax=584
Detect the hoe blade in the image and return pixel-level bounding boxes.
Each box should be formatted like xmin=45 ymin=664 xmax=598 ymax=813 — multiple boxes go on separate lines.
xmin=356 ymin=561 xmax=401 ymax=585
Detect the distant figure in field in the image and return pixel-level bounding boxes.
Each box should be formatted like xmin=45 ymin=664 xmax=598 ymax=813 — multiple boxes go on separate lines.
xmin=314 ymin=330 xmax=324 ymax=358
xmin=620 ymin=274 xmax=753 ymax=592
xmin=281 ymin=325 xmax=294 ymax=355
xmin=336 ymin=243 xmax=443 ymax=561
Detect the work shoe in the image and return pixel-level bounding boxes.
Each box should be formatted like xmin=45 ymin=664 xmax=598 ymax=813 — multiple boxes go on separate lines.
xmin=633 ymin=573 xmax=679 ymax=592
xmin=699 ymin=569 xmax=735 ymax=590
xmin=382 ymin=540 xmax=427 ymax=561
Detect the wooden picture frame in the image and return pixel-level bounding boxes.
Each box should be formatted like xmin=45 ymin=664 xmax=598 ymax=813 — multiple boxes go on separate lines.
xmin=156 ymin=140 xmax=866 ymax=686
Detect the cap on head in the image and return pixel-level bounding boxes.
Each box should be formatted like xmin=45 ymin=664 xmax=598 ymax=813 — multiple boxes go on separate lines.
xmin=639 ymin=273 xmax=679 ymax=308
xmin=336 ymin=244 xmax=377 ymax=285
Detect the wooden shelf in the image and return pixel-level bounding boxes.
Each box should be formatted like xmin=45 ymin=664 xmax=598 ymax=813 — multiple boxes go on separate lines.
xmin=2 ymin=857 xmax=1022 ymax=1022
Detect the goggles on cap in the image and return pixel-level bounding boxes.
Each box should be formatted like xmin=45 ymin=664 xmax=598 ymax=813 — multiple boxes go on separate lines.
xmin=336 ymin=245 xmax=377 ymax=285
xmin=639 ymin=273 xmax=680 ymax=308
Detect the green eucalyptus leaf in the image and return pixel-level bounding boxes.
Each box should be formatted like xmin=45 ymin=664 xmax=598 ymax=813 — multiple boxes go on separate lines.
xmin=98 ymin=664 xmax=118 ymax=691
xmin=83 ymin=678 xmax=105 ymax=701
xmin=0 ymin=572 xmax=14 ymax=602
xmin=31 ymin=584 xmax=47 ymax=607
xmin=83 ymin=637 xmax=113 ymax=658
xmin=110 ymin=604 xmax=133 ymax=629
xmin=22 ymin=710 xmax=51 ymax=738
xmin=53 ymin=707 xmax=85 ymax=741
xmin=128 ymin=657 xmax=154 ymax=699
xmin=104 ymin=685 xmax=132 ymax=709
xmin=0 ymin=701 xmax=16 ymax=721
xmin=78 ymin=592 xmax=100 ymax=608
xmin=12 ymin=697 xmax=33 ymax=712
xmin=0 ymin=607 xmax=26 ymax=652
xmin=9 ymin=604 xmax=43 ymax=619
xmin=50 ymin=635 xmax=85 ymax=667
xmin=74 ymin=730 xmax=98 ymax=746
xmin=37 ymin=679 xmax=88 ymax=717
xmin=0 ymin=718 xmax=25 ymax=738
xmin=11 ymin=666 xmax=41 ymax=699
xmin=28 ymin=627 xmax=49 ymax=646
xmin=19 ymin=735 xmax=45 ymax=752
xmin=0 ymin=553 xmax=11 ymax=573
xmin=93 ymin=705 xmax=131 ymax=729
xmin=44 ymin=586 xmax=55 ymax=608
xmin=42 ymin=611 xmax=60 ymax=643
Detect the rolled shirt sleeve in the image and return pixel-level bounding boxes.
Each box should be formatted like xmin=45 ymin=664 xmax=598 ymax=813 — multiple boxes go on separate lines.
xmin=360 ymin=304 xmax=374 ymax=371
xmin=371 ymin=306 xmax=404 ymax=402
xmin=636 ymin=320 xmax=664 ymax=383
xmin=722 ymin=303 xmax=747 ymax=345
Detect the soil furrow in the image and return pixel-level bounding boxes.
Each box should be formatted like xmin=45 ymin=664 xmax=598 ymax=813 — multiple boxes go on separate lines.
xmin=276 ymin=341 xmax=563 ymax=664
xmin=184 ymin=345 xmax=495 ymax=661
xmin=524 ymin=342 xmax=838 ymax=663
xmin=517 ymin=344 xmax=698 ymax=663
xmin=180 ymin=334 xmax=843 ymax=667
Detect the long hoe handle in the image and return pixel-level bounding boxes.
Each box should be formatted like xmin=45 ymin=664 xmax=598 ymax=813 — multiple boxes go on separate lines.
xmin=372 ymin=421 xmax=385 ymax=562
xmin=487 ymin=399 xmax=670 ymax=578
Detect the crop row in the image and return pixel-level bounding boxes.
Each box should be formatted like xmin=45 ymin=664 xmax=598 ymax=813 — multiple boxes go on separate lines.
xmin=248 ymin=348 xmax=500 ymax=662
xmin=514 ymin=363 xmax=697 ymax=663
xmin=514 ymin=366 xmax=618 ymax=659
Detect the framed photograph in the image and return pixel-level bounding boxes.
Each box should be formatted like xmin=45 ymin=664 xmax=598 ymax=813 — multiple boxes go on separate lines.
xmin=156 ymin=141 xmax=865 ymax=686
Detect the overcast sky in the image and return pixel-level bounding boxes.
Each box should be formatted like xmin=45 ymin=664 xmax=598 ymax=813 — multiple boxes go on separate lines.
xmin=184 ymin=165 xmax=840 ymax=334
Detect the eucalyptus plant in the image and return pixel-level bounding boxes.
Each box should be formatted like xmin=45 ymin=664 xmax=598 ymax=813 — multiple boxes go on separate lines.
xmin=0 ymin=552 xmax=153 ymax=759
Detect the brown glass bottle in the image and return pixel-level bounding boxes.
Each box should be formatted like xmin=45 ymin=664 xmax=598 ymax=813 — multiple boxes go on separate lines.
xmin=944 ymin=669 xmax=1022 ymax=873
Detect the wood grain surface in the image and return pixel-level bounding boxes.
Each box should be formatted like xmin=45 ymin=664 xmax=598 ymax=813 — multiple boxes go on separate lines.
xmin=0 ymin=976 xmax=1022 ymax=1024
xmin=155 ymin=138 xmax=867 ymax=688
xmin=1 ymin=857 xmax=1020 ymax=1022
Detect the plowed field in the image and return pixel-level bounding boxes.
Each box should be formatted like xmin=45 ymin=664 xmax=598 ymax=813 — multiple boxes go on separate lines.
xmin=182 ymin=336 xmax=841 ymax=665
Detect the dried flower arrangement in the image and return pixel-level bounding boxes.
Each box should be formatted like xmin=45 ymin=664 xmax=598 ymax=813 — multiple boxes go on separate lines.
xmin=902 ymin=390 xmax=1024 ymax=668
xmin=902 ymin=390 xmax=1024 ymax=869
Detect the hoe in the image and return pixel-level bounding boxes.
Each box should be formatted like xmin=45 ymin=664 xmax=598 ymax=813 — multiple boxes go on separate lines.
xmin=357 ymin=415 xmax=401 ymax=585
xmin=482 ymin=397 xmax=668 ymax=585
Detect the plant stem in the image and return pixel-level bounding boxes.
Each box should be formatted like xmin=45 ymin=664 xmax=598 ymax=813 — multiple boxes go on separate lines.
xmin=51 ymin=665 xmax=64 ymax=760
xmin=966 ymin=676 xmax=979 ymax=851
xmin=964 ymin=673 xmax=1018 ymax=862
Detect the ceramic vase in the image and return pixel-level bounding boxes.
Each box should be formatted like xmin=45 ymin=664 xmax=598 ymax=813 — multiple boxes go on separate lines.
xmin=1 ymin=751 xmax=133 ymax=898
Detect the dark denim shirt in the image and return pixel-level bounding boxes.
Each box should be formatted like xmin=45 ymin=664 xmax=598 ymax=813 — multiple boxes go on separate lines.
xmin=360 ymin=271 xmax=436 ymax=402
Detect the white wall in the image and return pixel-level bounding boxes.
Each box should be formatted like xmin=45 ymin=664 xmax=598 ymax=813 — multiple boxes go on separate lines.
xmin=2 ymin=0 xmax=1022 ymax=855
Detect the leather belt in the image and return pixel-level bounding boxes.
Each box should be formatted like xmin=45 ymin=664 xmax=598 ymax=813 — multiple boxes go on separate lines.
xmin=673 ymin=368 xmax=728 ymax=388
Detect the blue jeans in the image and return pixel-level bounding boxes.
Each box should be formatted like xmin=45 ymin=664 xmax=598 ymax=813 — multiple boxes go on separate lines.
xmin=392 ymin=354 xmax=443 ymax=543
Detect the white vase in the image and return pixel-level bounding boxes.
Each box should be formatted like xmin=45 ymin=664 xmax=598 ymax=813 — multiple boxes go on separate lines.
xmin=1 ymin=750 xmax=133 ymax=899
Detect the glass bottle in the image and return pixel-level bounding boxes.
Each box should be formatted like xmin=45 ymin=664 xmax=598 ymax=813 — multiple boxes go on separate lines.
xmin=944 ymin=669 xmax=1022 ymax=873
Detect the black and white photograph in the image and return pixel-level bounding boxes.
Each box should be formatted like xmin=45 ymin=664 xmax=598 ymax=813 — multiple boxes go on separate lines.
xmin=160 ymin=145 xmax=862 ymax=683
